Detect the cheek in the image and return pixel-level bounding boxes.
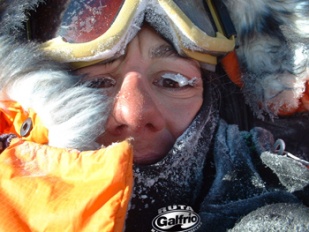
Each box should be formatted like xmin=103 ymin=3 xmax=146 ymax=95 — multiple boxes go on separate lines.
xmin=159 ymin=96 xmax=203 ymax=138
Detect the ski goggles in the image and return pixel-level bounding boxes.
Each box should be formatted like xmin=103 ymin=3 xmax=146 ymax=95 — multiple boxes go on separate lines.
xmin=28 ymin=0 xmax=236 ymax=70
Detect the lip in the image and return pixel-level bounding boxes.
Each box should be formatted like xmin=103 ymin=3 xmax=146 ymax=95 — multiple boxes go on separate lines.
xmin=98 ymin=133 xmax=174 ymax=165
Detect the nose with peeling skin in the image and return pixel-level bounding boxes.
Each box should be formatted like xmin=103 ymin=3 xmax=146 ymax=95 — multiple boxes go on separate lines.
xmin=107 ymin=71 xmax=165 ymax=136
xmin=101 ymin=70 xmax=172 ymax=165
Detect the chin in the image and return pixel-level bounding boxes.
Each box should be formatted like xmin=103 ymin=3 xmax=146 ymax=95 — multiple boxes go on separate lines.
xmin=133 ymin=153 xmax=166 ymax=165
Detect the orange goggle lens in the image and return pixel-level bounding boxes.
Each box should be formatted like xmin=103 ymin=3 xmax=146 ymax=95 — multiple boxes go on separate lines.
xmin=57 ymin=0 xmax=124 ymax=43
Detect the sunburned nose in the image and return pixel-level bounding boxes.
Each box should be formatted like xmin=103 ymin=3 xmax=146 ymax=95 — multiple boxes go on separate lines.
xmin=105 ymin=72 xmax=165 ymax=136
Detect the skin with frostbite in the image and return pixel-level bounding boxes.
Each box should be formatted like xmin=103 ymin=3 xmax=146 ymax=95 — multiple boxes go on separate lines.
xmin=77 ymin=25 xmax=204 ymax=165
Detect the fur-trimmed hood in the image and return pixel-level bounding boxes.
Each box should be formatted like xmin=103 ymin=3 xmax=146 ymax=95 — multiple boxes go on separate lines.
xmin=0 ymin=36 xmax=110 ymax=150
xmin=0 ymin=0 xmax=308 ymax=118
xmin=0 ymin=0 xmax=45 ymax=40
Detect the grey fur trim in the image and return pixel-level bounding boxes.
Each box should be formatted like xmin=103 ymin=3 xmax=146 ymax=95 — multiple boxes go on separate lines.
xmin=0 ymin=36 xmax=110 ymax=150
xmin=0 ymin=0 xmax=45 ymax=39
xmin=224 ymin=0 xmax=309 ymax=118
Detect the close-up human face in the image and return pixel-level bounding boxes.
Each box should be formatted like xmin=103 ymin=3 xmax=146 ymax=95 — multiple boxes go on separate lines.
xmin=77 ymin=25 xmax=204 ymax=165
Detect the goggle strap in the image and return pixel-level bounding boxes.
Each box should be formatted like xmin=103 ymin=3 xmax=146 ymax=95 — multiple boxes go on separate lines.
xmin=206 ymin=0 xmax=237 ymax=39
xmin=26 ymin=18 xmax=32 ymax=41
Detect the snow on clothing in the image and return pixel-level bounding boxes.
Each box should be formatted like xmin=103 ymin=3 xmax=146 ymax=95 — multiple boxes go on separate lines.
xmin=0 ymin=0 xmax=308 ymax=231
xmin=125 ymin=88 xmax=309 ymax=231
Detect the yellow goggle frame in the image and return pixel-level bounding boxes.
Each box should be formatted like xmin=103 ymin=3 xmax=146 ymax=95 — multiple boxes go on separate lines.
xmin=41 ymin=0 xmax=235 ymax=69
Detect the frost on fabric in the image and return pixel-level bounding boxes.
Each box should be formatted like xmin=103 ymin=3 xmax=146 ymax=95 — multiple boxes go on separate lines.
xmin=261 ymin=151 xmax=309 ymax=192
xmin=145 ymin=0 xmax=204 ymax=56
xmin=229 ymin=203 xmax=309 ymax=232
xmin=202 ymin=120 xmax=274 ymax=206
xmin=131 ymin=105 xmax=217 ymax=208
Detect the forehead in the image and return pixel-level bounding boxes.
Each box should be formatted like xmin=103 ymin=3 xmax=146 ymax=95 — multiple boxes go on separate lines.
xmin=127 ymin=25 xmax=180 ymax=58
xmin=132 ymin=26 xmax=199 ymax=68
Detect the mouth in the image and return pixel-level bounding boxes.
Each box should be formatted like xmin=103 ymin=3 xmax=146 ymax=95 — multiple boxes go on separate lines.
xmin=97 ymin=134 xmax=174 ymax=165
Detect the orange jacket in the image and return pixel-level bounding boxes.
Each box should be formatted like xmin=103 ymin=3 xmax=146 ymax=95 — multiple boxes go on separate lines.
xmin=0 ymin=100 xmax=133 ymax=232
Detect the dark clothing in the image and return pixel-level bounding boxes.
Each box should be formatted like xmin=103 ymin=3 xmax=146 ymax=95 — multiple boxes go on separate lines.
xmin=198 ymin=120 xmax=309 ymax=231
xmin=125 ymin=86 xmax=309 ymax=231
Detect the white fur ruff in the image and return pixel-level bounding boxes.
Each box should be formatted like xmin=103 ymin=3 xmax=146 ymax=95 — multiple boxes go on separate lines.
xmin=0 ymin=37 xmax=110 ymax=150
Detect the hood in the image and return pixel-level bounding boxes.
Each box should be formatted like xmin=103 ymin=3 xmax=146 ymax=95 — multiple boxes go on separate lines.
xmin=1 ymin=0 xmax=308 ymax=118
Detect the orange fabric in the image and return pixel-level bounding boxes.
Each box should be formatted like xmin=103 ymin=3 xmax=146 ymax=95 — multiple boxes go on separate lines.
xmin=0 ymin=138 xmax=133 ymax=232
xmin=0 ymin=101 xmax=48 ymax=144
xmin=221 ymin=50 xmax=243 ymax=87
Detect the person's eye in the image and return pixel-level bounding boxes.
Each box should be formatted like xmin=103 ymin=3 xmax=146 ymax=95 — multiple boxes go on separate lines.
xmin=154 ymin=73 xmax=198 ymax=89
xmin=84 ymin=76 xmax=116 ymax=89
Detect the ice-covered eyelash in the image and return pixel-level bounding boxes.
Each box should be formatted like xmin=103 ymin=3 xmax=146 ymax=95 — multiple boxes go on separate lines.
xmin=161 ymin=73 xmax=198 ymax=87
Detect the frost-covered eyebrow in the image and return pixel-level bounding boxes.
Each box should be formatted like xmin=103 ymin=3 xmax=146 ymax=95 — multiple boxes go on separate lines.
xmin=149 ymin=44 xmax=200 ymax=69
xmin=149 ymin=44 xmax=179 ymax=59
